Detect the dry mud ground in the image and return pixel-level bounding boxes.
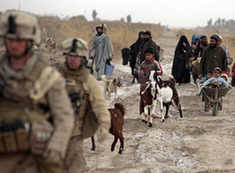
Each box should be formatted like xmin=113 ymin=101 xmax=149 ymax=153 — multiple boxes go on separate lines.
xmin=82 ymin=31 xmax=235 ymax=173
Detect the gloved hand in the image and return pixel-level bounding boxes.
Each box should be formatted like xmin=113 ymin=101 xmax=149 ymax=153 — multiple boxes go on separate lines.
xmin=97 ymin=123 xmax=110 ymax=143
xmin=44 ymin=150 xmax=61 ymax=163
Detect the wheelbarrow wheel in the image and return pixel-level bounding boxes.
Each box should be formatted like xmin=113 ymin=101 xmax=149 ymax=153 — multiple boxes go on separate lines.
xmin=212 ymin=102 xmax=218 ymax=116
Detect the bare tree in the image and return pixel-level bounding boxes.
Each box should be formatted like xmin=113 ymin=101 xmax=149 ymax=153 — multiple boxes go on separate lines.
xmin=221 ymin=19 xmax=225 ymax=26
xmin=127 ymin=14 xmax=132 ymax=23
xmin=92 ymin=10 xmax=97 ymax=21
xmin=214 ymin=18 xmax=221 ymax=26
xmin=207 ymin=18 xmax=212 ymax=27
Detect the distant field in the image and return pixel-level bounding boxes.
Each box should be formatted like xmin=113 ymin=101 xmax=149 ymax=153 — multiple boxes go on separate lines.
xmin=39 ymin=19 xmax=164 ymax=60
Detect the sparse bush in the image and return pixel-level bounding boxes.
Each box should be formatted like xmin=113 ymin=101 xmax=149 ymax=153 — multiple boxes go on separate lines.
xmin=70 ymin=15 xmax=87 ymax=21
xmin=38 ymin=19 xmax=163 ymax=60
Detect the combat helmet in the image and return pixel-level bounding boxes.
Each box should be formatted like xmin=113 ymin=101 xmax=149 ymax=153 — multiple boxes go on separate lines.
xmin=62 ymin=38 xmax=89 ymax=59
xmin=46 ymin=37 xmax=52 ymax=42
xmin=0 ymin=10 xmax=41 ymax=43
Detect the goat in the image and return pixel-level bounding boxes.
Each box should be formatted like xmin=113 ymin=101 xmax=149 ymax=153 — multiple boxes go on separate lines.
xmin=91 ymin=103 xmax=125 ymax=154
xmin=121 ymin=47 xmax=140 ymax=83
xmin=154 ymin=74 xmax=183 ymax=122
xmin=121 ymin=48 xmax=130 ymax=66
xmin=140 ymin=71 xmax=157 ymax=127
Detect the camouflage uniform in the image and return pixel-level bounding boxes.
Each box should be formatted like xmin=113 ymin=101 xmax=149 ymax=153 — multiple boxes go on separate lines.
xmin=0 ymin=10 xmax=74 ymax=173
xmin=39 ymin=38 xmax=55 ymax=54
xmin=56 ymin=38 xmax=110 ymax=173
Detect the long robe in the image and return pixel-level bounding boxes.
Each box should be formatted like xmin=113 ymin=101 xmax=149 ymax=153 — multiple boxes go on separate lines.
xmin=171 ymin=35 xmax=191 ymax=84
xmin=140 ymin=38 xmax=159 ymax=63
xmin=90 ymin=34 xmax=112 ymax=79
xmin=129 ymin=36 xmax=144 ymax=69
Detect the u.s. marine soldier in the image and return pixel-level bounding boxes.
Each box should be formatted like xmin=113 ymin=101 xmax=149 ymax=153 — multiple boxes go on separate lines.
xmin=55 ymin=38 xmax=110 ymax=173
xmin=0 ymin=10 xmax=74 ymax=173
xmin=39 ymin=37 xmax=56 ymax=54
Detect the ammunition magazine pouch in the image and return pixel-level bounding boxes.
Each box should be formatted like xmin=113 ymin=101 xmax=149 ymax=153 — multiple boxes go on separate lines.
xmin=0 ymin=108 xmax=51 ymax=155
xmin=0 ymin=123 xmax=30 ymax=154
xmin=0 ymin=120 xmax=53 ymax=155
xmin=79 ymin=85 xmax=99 ymax=139
xmin=82 ymin=101 xmax=99 ymax=139
xmin=30 ymin=120 xmax=53 ymax=155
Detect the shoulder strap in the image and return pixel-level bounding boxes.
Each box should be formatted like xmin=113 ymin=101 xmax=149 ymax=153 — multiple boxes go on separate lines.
xmin=29 ymin=66 xmax=62 ymax=101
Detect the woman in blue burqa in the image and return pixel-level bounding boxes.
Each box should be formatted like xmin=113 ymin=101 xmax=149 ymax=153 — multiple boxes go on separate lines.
xmin=171 ymin=35 xmax=191 ymax=84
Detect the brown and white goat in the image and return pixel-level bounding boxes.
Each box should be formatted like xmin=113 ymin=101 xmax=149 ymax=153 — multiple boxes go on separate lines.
xmin=155 ymin=75 xmax=183 ymax=122
xmin=91 ymin=103 xmax=125 ymax=154
xmin=140 ymin=71 xmax=157 ymax=127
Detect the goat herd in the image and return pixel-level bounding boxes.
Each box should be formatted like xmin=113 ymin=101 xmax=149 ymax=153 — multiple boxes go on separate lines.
xmin=140 ymin=72 xmax=183 ymax=127
xmin=90 ymin=71 xmax=183 ymax=155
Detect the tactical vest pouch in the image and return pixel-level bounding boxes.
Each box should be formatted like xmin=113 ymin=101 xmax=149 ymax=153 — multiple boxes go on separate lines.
xmin=0 ymin=120 xmax=30 ymax=154
xmin=15 ymin=128 xmax=30 ymax=151
xmin=82 ymin=106 xmax=99 ymax=139
xmin=81 ymin=94 xmax=99 ymax=139
xmin=30 ymin=120 xmax=53 ymax=155
xmin=2 ymin=131 xmax=18 ymax=152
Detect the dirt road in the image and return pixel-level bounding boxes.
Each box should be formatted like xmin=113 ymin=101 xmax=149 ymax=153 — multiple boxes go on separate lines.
xmin=84 ymin=30 xmax=235 ymax=173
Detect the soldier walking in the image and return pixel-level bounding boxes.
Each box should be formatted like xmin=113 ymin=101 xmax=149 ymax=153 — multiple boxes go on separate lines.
xmin=55 ymin=38 xmax=111 ymax=173
xmin=0 ymin=10 xmax=74 ymax=173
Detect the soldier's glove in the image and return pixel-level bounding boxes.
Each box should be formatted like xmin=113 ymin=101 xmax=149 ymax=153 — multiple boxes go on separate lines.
xmin=44 ymin=150 xmax=61 ymax=164
xmin=97 ymin=123 xmax=110 ymax=143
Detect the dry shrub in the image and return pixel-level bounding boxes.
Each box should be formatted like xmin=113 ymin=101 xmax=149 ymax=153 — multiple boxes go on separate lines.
xmin=38 ymin=19 xmax=163 ymax=60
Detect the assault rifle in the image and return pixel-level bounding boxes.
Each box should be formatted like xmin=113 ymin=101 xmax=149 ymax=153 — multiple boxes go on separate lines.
xmin=69 ymin=92 xmax=82 ymax=116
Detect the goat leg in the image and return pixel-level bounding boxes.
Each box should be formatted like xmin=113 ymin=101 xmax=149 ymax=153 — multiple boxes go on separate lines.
xmin=111 ymin=136 xmax=118 ymax=152
xmin=131 ymin=76 xmax=135 ymax=83
xmin=164 ymin=103 xmax=169 ymax=120
xmin=118 ymin=135 xmax=124 ymax=154
xmin=178 ymin=104 xmax=183 ymax=118
xmin=158 ymin=96 xmax=165 ymax=122
xmin=91 ymin=136 xmax=96 ymax=151
xmin=173 ymin=95 xmax=183 ymax=118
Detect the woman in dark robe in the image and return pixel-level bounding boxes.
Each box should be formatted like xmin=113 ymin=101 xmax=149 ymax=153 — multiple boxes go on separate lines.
xmin=129 ymin=31 xmax=144 ymax=70
xmin=171 ymin=35 xmax=191 ymax=84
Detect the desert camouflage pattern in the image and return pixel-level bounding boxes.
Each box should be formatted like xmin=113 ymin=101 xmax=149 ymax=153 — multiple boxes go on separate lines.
xmin=0 ymin=10 xmax=41 ymax=43
xmin=0 ymin=52 xmax=74 ymax=173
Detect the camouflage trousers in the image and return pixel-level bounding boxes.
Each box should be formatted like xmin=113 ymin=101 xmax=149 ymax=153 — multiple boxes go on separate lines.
xmin=0 ymin=153 xmax=62 ymax=173
xmin=63 ymin=136 xmax=87 ymax=173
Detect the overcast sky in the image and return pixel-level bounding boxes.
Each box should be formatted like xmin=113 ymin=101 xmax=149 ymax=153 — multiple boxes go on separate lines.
xmin=1 ymin=0 xmax=234 ymax=28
